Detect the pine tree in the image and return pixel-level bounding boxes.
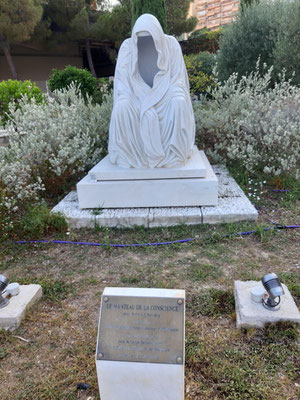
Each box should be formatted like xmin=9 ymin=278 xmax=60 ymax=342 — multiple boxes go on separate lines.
xmin=94 ymin=1 xmax=131 ymax=48
xmin=41 ymin=0 xmax=104 ymax=77
xmin=0 ymin=0 xmax=43 ymax=79
xmin=69 ymin=2 xmax=100 ymax=77
xmin=131 ymin=0 xmax=167 ymax=32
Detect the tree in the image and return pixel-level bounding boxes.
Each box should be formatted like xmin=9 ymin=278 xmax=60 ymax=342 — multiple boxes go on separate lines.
xmin=69 ymin=2 xmax=101 ymax=77
xmin=131 ymin=0 xmax=167 ymax=32
xmin=94 ymin=1 xmax=131 ymax=48
xmin=216 ymin=0 xmax=300 ymax=86
xmin=0 ymin=0 xmax=43 ymax=79
xmin=40 ymin=0 xmax=105 ymax=77
xmin=165 ymin=0 xmax=197 ymax=37
xmin=41 ymin=0 xmax=86 ymax=44
xmin=216 ymin=1 xmax=279 ymax=82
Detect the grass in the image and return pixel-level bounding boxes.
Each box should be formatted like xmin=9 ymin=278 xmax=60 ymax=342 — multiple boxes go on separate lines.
xmin=188 ymin=262 xmax=222 ymax=281
xmin=10 ymin=276 xmax=74 ymax=302
xmin=278 ymin=271 xmax=300 ymax=306
xmin=0 ymin=183 xmax=299 ymax=400
xmin=185 ymin=321 xmax=299 ymax=400
xmin=187 ymin=288 xmax=235 ymax=317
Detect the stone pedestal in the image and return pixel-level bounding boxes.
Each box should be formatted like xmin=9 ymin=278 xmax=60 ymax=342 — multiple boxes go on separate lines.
xmin=95 ymin=287 xmax=185 ymax=400
xmin=0 ymin=284 xmax=42 ymax=330
xmin=77 ymin=147 xmax=218 ymax=208
xmin=234 ymin=280 xmax=300 ymax=328
xmin=96 ymin=361 xmax=184 ymax=400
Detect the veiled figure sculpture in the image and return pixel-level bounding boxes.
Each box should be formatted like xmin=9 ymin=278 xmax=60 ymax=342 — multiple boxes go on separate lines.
xmin=108 ymin=13 xmax=195 ymax=169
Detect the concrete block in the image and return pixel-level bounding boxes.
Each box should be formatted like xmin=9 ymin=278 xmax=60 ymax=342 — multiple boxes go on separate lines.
xmin=0 ymin=284 xmax=42 ymax=330
xmin=234 ymin=280 xmax=300 ymax=328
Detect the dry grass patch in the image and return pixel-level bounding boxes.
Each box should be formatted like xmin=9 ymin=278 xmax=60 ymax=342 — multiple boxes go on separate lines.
xmin=0 ymin=202 xmax=299 ymax=399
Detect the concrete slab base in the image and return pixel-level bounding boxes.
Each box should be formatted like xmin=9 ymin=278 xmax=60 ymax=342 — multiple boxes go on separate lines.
xmin=52 ymin=165 xmax=258 ymax=228
xmin=0 ymin=285 xmax=42 ymax=331
xmin=234 ymin=280 xmax=300 ymax=328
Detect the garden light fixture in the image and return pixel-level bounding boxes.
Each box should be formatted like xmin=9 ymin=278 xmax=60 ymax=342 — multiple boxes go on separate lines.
xmin=0 ymin=274 xmax=9 ymax=309
xmin=261 ymin=273 xmax=284 ymax=311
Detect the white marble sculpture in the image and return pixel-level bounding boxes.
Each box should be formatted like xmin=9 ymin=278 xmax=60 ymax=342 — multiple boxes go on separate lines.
xmin=76 ymin=13 xmax=218 ymax=209
xmin=108 ymin=13 xmax=195 ymax=169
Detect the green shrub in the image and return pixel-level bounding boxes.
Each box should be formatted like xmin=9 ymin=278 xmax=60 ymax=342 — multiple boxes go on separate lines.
xmin=0 ymin=84 xmax=112 ymax=238
xmin=0 ymin=80 xmax=44 ymax=126
xmin=194 ymin=62 xmax=300 ymax=178
xmin=182 ymin=28 xmax=222 ymax=54
xmin=216 ymin=0 xmax=300 ymax=86
xmin=48 ymin=66 xmax=99 ymax=101
xmin=94 ymin=77 xmax=113 ymax=104
xmin=189 ymin=27 xmax=210 ymax=38
xmin=216 ymin=1 xmax=278 ymax=82
xmin=18 ymin=204 xmax=67 ymax=238
xmin=194 ymin=51 xmax=216 ymax=76
xmin=184 ymin=52 xmax=216 ymax=97
xmin=273 ymin=0 xmax=300 ymax=85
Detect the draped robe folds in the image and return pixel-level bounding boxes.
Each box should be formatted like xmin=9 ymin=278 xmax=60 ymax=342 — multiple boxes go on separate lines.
xmin=108 ymin=14 xmax=195 ymax=169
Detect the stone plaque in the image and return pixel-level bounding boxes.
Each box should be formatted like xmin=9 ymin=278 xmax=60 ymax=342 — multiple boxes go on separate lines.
xmin=96 ymin=295 xmax=184 ymax=364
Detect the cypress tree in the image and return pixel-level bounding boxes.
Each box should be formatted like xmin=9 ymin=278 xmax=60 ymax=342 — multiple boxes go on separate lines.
xmin=131 ymin=0 xmax=167 ymax=32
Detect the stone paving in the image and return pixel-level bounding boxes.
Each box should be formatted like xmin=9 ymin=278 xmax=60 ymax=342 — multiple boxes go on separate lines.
xmin=52 ymin=165 xmax=258 ymax=228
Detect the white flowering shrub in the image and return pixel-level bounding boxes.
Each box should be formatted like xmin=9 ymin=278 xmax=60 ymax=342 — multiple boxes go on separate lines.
xmin=194 ymin=63 xmax=300 ymax=178
xmin=0 ymin=84 xmax=112 ymax=237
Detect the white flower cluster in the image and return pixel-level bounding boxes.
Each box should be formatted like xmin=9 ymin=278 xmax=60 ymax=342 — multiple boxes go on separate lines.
xmin=0 ymin=84 xmax=112 ymax=233
xmin=247 ymin=179 xmax=266 ymax=203
xmin=194 ymin=62 xmax=300 ymax=178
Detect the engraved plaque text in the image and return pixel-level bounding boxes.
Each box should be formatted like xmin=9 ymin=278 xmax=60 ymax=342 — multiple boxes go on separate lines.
xmin=97 ymin=295 xmax=184 ymax=364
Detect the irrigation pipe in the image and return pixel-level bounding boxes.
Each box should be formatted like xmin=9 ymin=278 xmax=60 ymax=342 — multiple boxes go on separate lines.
xmin=13 ymin=185 xmax=299 ymax=248
xmin=15 ymin=223 xmax=300 ymax=248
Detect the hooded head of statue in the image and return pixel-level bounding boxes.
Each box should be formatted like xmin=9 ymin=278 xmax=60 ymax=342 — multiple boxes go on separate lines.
xmin=108 ymin=13 xmax=195 ymax=169
xmin=131 ymin=14 xmax=168 ymax=88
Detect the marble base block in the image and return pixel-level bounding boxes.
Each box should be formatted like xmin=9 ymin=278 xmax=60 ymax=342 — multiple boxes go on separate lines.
xmin=89 ymin=146 xmax=206 ymax=181
xmin=96 ymin=361 xmax=184 ymax=400
xmin=77 ymin=149 xmax=218 ymax=208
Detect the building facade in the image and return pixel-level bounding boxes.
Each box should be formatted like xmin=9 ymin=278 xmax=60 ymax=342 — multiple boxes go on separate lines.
xmin=189 ymin=0 xmax=240 ymax=31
